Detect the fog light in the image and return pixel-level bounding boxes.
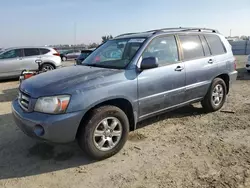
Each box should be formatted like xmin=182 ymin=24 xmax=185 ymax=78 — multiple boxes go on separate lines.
xmin=33 ymin=125 xmax=45 ymax=136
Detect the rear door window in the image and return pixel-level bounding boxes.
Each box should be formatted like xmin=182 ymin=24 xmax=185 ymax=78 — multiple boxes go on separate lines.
xmin=205 ymin=35 xmax=226 ymax=55
xmin=39 ymin=48 xmax=50 ymax=55
xmin=24 ymin=48 xmax=40 ymax=57
xmin=179 ymin=35 xmax=204 ymax=61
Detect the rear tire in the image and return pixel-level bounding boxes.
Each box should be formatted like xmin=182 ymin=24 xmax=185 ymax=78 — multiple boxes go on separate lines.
xmin=201 ymin=78 xmax=227 ymax=112
xmin=41 ymin=63 xmax=55 ymax=72
xmin=77 ymin=105 xmax=129 ymax=160
xmin=62 ymin=56 xmax=67 ymax=61
xmin=247 ymin=70 xmax=250 ymax=73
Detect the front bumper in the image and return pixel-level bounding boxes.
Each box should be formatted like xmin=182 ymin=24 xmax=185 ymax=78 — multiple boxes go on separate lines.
xmin=12 ymin=99 xmax=83 ymax=143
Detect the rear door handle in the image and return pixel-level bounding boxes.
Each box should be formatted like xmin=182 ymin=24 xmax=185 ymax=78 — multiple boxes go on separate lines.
xmin=208 ymin=59 xmax=213 ymax=64
xmin=175 ymin=66 xmax=184 ymax=71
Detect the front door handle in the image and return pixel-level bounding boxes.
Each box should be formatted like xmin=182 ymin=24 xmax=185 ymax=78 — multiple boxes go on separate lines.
xmin=175 ymin=66 xmax=184 ymax=71
xmin=208 ymin=59 xmax=213 ymax=64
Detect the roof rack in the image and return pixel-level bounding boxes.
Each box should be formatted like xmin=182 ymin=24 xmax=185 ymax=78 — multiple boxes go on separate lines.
xmin=115 ymin=32 xmax=140 ymax=38
xmin=115 ymin=27 xmax=219 ymax=38
xmin=147 ymin=27 xmax=219 ymax=34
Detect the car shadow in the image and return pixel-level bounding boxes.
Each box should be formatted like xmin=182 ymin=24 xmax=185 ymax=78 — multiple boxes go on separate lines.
xmin=0 ymin=105 xmax=205 ymax=180
xmin=0 ymin=77 xmax=19 ymax=83
xmin=137 ymin=104 xmax=205 ymax=130
xmin=0 ymin=88 xmax=19 ymax=102
xmin=237 ymin=67 xmax=250 ymax=80
xmin=0 ymin=113 xmax=95 ymax=180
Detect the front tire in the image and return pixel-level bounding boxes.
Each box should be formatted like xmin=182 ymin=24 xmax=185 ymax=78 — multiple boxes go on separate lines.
xmin=77 ymin=105 xmax=129 ymax=160
xmin=247 ymin=70 xmax=250 ymax=73
xmin=201 ymin=78 xmax=227 ymax=112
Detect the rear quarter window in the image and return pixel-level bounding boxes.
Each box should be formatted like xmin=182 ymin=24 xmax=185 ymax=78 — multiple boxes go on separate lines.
xmin=200 ymin=35 xmax=211 ymax=56
xmin=205 ymin=35 xmax=226 ymax=55
xmin=179 ymin=35 xmax=204 ymax=61
xmin=39 ymin=48 xmax=50 ymax=55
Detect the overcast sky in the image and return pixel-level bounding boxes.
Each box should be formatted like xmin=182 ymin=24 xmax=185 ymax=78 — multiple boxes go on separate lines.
xmin=0 ymin=0 xmax=250 ymax=47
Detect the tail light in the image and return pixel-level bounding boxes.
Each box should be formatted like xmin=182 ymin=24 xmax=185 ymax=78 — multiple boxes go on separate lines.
xmin=53 ymin=48 xmax=61 ymax=56
xmin=53 ymin=53 xmax=60 ymax=56
xmin=234 ymin=59 xmax=237 ymax=70
xmin=24 ymin=73 xmax=35 ymax=79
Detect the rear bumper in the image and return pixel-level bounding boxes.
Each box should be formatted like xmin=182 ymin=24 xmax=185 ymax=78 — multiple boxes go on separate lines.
xmin=50 ymin=56 xmax=62 ymax=67
xmin=246 ymin=63 xmax=250 ymax=70
xmin=12 ymin=99 xmax=83 ymax=143
xmin=229 ymin=70 xmax=238 ymax=87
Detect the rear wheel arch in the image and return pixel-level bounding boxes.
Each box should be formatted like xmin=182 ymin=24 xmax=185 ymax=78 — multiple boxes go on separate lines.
xmin=215 ymin=73 xmax=230 ymax=94
xmin=201 ymin=77 xmax=227 ymax=112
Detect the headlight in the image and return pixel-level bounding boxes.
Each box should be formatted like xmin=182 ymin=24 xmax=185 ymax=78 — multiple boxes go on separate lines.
xmin=34 ymin=95 xmax=70 ymax=114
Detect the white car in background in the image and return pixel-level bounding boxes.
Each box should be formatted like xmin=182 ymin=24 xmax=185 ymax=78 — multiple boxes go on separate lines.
xmin=0 ymin=47 xmax=62 ymax=79
xmin=246 ymin=55 xmax=250 ymax=73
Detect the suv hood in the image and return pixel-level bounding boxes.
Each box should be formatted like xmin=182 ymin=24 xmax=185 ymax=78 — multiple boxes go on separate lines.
xmin=20 ymin=66 xmax=123 ymax=98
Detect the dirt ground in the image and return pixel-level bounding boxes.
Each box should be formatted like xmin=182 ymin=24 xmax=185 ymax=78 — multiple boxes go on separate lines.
xmin=0 ymin=56 xmax=250 ymax=188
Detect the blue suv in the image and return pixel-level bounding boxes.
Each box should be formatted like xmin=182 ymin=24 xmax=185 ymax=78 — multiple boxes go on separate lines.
xmin=12 ymin=27 xmax=237 ymax=160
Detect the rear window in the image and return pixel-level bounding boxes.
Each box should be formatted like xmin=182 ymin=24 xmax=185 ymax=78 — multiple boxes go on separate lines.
xmin=179 ymin=35 xmax=204 ymax=60
xmin=205 ymin=35 xmax=226 ymax=55
xmin=24 ymin=48 xmax=40 ymax=57
xmin=79 ymin=52 xmax=91 ymax=58
xmin=39 ymin=48 xmax=50 ymax=55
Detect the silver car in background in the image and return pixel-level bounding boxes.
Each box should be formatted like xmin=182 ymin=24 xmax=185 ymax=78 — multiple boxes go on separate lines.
xmin=0 ymin=47 xmax=62 ymax=79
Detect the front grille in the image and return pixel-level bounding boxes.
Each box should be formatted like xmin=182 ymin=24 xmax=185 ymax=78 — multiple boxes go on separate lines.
xmin=18 ymin=92 xmax=30 ymax=111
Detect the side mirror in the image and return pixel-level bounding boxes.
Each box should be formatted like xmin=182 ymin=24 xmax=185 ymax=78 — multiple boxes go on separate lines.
xmin=140 ymin=57 xmax=158 ymax=70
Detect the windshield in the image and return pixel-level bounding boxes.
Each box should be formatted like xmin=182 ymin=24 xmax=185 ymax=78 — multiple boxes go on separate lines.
xmin=82 ymin=38 xmax=146 ymax=69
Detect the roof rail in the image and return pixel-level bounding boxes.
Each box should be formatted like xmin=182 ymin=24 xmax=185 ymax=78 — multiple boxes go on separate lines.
xmin=115 ymin=32 xmax=140 ymax=38
xmin=115 ymin=27 xmax=219 ymax=38
xmin=147 ymin=27 xmax=219 ymax=34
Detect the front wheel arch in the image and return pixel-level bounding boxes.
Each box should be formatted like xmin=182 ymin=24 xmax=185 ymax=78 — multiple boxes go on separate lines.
xmin=76 ymin=98 xmax=136 ymax=139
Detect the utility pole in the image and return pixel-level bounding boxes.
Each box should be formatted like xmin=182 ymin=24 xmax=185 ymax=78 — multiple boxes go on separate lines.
xmin=230 ymin=29 xmax=232 ymax=37
xmin=74 ymin=22 xmax=77 ymax=50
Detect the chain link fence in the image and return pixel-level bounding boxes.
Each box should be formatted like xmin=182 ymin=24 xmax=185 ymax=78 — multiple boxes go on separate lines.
xmin=229 ymin=40 xmax=250 ymax=55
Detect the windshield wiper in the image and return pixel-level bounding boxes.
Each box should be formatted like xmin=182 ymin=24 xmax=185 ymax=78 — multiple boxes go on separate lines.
xmin=83 ymin=63 xmax=122 ymax=69
xmin=83 ymin=63 xmax=100 ymax=67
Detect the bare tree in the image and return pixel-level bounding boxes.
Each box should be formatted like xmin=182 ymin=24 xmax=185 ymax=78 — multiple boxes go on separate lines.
xmin=240 ymin=35 xmax=249 ymax=40
xmin=101 ymin=35 xmax=113 ymax=43
xmin=88 ymin=43 xmax=99 ymax=48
